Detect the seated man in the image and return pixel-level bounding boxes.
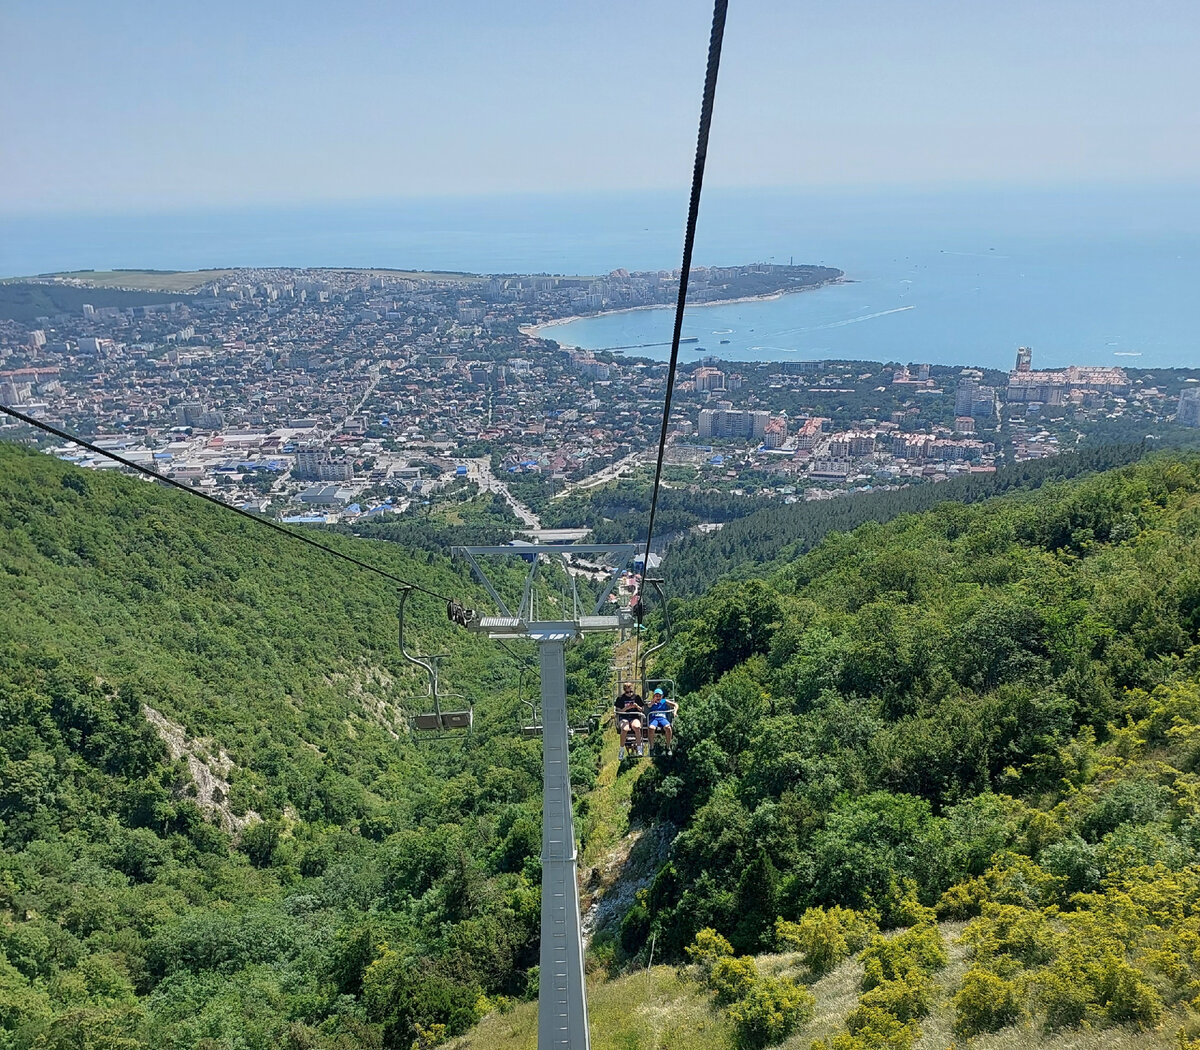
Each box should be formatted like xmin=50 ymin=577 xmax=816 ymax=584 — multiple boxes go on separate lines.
xmin=646 ymin=687 xmax=678 ymax=756
xmin=615 ymin=681 xmax=645 ymax=759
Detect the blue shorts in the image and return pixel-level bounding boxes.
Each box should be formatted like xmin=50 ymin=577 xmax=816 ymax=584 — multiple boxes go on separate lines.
xmin=649 ymin=715 xmax=670 ymax=729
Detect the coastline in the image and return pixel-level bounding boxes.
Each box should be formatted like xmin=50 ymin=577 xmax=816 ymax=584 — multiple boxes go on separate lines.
xmin=519 ymin=276 xmax=848 ymax=342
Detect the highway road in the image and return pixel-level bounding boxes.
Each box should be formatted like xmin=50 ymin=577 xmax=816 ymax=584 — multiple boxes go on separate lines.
xmin=467 ymin=457 xmax=542 ymax=528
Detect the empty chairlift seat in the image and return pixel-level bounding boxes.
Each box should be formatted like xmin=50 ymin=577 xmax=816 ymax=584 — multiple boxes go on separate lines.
xmin=412 ymin=709 xmax=474 ymax=732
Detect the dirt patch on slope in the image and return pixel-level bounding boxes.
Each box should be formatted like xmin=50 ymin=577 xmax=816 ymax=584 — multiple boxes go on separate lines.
xmin=142 ymin=704 xmax=260 ymax=834
xmin=581 ymin=822 xmax=674 ymax=949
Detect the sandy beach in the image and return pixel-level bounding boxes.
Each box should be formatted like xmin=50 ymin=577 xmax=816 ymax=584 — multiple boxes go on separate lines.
xmin=519 ymin=277 xmax=847 ymax=342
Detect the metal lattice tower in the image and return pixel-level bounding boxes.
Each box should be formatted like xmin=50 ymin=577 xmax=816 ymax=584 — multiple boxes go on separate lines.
xmin=455 ymin=544 xmax=639 ymax=1050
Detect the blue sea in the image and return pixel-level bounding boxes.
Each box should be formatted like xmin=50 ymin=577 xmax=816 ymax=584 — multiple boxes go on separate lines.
xmin=3 ymin=185 xmax=1199 ymax=372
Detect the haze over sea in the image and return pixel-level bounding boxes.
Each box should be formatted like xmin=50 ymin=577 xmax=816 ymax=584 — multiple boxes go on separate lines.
xmin=3 ymin=185 xmax=1198 ymax=372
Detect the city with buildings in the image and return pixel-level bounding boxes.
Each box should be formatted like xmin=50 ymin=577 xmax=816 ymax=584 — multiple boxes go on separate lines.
xmin=1 ymin=267 xmax=1197 ymax=526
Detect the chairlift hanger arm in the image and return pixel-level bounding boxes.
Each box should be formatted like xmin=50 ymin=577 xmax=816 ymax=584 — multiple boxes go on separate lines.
xmin=639 ymin=578 xmax=674 ymax=674
xmin=397 ymin=587 xmax=436 ymax=681
xmin=519 ymin=555 xmax=538 ymax=621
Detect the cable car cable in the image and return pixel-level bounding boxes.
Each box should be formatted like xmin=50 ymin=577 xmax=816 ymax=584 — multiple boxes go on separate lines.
xmin=0 ymin=402 xmax=457 ymax=603
xmin=637 ymin=0 xmax=728 ymax=678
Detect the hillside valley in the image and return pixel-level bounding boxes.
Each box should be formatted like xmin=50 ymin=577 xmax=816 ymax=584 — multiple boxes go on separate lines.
xmin=4 ymin=445 xmax=1200 ymax=1048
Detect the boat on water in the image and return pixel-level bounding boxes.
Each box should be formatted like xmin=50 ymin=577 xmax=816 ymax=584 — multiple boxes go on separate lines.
xmin=719 ymin=339 xmax=730 ymax=344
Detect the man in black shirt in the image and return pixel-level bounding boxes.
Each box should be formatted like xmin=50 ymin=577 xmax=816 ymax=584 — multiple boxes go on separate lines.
xmin=615 ymin=682 xmax=645 ymax=759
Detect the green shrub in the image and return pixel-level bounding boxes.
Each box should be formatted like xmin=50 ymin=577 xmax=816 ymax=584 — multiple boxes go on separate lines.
xmin=935 ymin=877 xmax=987 ymax=920
xmin=1080 ymin=779 xmax=1170 ymax=842
xmin=1037 ymin=964 xmax=1092 ymax=1029
xmin=1040 ymin=834 xmax=1101 ymax=895
xmin=860 ymin=923 xmax=946 ymax=992
xmin=953 ymin=967 xmax=1023 ymax=1037
xmin=687 ymin=928 xmax=814 ymax=1048
xmin=619 ymin=900 xmax=650 ymax=955
xmin=841 ymin=1002 xmax=919 ymax=1049
xmin=686 ymin=927 xmax=733 ymax=982
xmin=960 ymin=903 xmax=1056 ymax=970
xmin=711 ymin=955 xmax=759 ymax=1006
xmin=725 ymin=973 xmax=814 ymax=1050
xmin=775 ymin=906 xmax=879 ymax=976
xmin=1037 ymin=954 xmax=1163 ymax=1031
xmin=1096 ymin=955 xmax=1163 ymax=1027
xmin=858 ymin=975 xmax=935 ymax=1024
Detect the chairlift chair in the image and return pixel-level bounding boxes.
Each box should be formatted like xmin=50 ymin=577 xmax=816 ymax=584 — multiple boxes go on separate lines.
xmin=614 ymin=578 xmax=679 ymax=757
xmin=520 ymin=690 xmax=596 ymax=738
xmin=398 ymin=588 xmax=474 ymax=737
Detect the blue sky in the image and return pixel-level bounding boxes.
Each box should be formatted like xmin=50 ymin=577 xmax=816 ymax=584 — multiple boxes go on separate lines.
xmin=3 ymin=0 xmax=1199 ymax=215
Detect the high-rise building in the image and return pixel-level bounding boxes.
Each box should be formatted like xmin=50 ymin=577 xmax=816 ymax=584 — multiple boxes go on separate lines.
xmin=763 ymin=417 xmax=787 ymax=448
xmin=0 ymin=378 xmax=30 ymax=407
xmin=955 ymin=379 xmax=978 ymax=417
xmin=958 ymin=378 xmax=998 ymax=419
xmin=294 ymin=448 xmax=354 ymax=481
xmin=1007 ymin=365 xmax=1127 ymax=404
xmin=176 ymin=401 xmax=203 ymax=426
xmin=693 ymin=366 xmax=725 ymax=392
xmin=174 ymin=402 xmax=224 ymax=430
xmin=698 ymin=404 xmax=770 ymax=440
xmin=795 ymin=418 xmax=825 ymax=449
xmin=1016 ymin=346 xmax=1033 ymax=372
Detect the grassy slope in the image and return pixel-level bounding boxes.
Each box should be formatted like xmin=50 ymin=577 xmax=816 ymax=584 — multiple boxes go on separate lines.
xmin=20 ymin=270 xmax=238 ymax=291
xmin=446 ymin=965 xmax=732 ymax=1050
xmin=450 ymin=929 xmax=1179 ymax=1050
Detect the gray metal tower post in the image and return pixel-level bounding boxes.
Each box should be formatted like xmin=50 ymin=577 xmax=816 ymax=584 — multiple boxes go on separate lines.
xmin=534 ymin=630 xmax=588 ymax=1050
xmin=454 ymin=543 xmax=639 ymax=1050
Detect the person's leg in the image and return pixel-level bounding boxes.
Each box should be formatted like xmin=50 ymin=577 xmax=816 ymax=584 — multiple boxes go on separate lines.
xmin=646 ymin=720 xmax=657 ymax=751
xmin=633 ymin=718 xmax=644 ymax=755
xmin=664 ymin=723 xmax=674 ymax=753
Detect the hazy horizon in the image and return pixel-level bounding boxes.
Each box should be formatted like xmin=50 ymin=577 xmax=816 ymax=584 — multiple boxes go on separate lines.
xmin=4 ymin=0 xmax=1199 ymax=216
xmin=5 ymin=182 xmax=1200 ymax=281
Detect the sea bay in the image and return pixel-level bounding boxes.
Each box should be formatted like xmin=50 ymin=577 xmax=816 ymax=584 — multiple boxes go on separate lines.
xmin=3 ymin=184 xmax=1198 ymax=372
xmin=530 ymin=185 xmax=1200 ymax=372
xmin=537 ymin=232 xmax=1200 ymax=373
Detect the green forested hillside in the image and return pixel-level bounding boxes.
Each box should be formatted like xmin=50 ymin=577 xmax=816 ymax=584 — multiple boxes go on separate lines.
xmin=9 ymin=442 xmax=1200 ymax=1050
xmin=661 ymin=442 xmax=1164 ymax=597
xmin=614 ymin=454 xmax=1200 ymax=1047
xmin=0 ymin=443 xmax=608 ymax=1048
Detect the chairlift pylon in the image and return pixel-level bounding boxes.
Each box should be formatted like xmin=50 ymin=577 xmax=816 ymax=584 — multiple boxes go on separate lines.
xmin=398 ymin=587 xmax=474 ymax=737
